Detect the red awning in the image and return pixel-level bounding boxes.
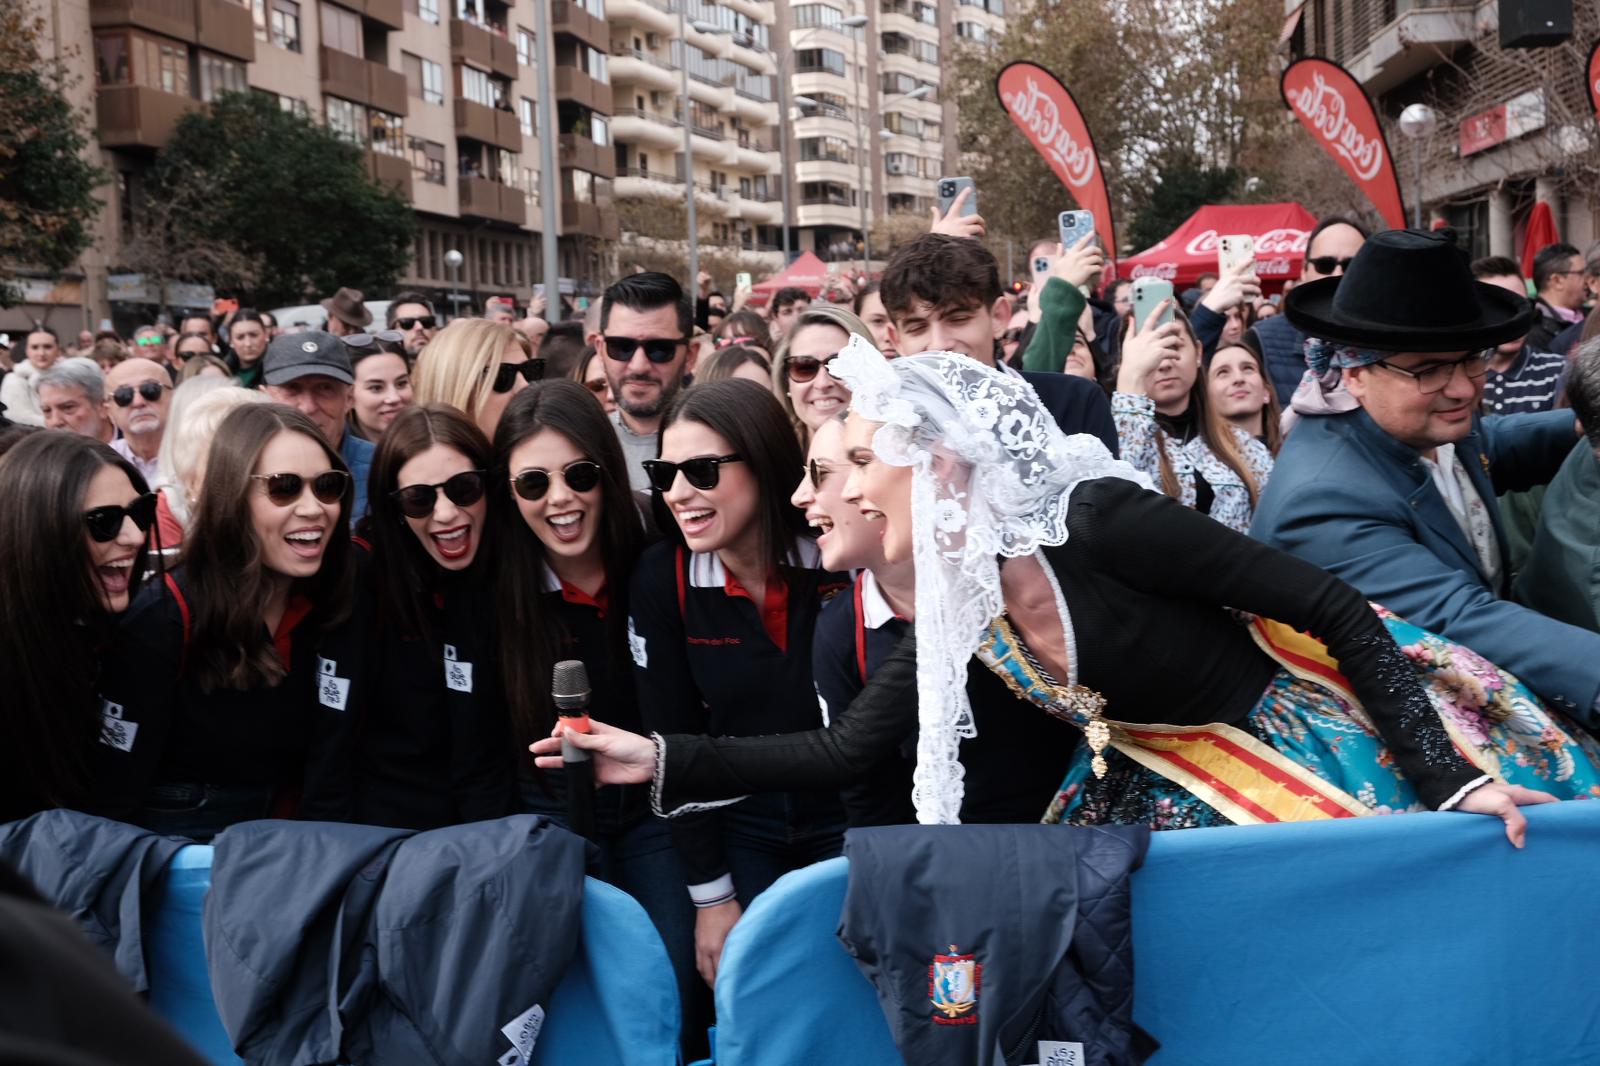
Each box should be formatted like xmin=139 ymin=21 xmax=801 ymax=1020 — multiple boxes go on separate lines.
xmin=749 ymin=251 xmax=831 ymax=307
xmin=1117 ymin=202 xmax=1319 ymax=290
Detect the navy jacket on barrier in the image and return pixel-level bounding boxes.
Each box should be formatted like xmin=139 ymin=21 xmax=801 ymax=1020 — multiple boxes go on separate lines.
xmin=0 ymin=809 xmax=186 ymax=994
xmin=1251 ymin=406 xmax=1600 ymax=718
xmin=838 ymin=824 xmax=1155 ymax=1066
xmin=204 ymin=815 xmax=589 ymax=1066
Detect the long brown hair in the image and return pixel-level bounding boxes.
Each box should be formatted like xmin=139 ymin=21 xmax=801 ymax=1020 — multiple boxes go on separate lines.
xmin=183 ymin=404 xmax=354 ymax=692
xmin=362 ymin=404 xmax=493 ymax=639
xmin=492 ymin=379 xmax=646 ymax=749
xmin=0 ymin=432 xmax=152 ymax=811
xmin=1210 ymin=341 xmax=1284 ymax=456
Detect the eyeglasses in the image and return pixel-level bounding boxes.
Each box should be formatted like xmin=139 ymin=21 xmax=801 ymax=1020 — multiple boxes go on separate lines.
xmin=84 ymin=492 xmax=158 ymax=543
xmin=392 ymin=316 xmax=437 ymax=330
xmin=786 ymin=354 xmax=839 ymax=383
xmin=1372 ymin=349 xmax=1493 ymax=394
xmin=510 ymin=460 xmax=603 ymax=502
xmin=808 ymin=458 xmax=834 ymax=488
xmin=342 ymin=330 xmax=406 ymax=354
xmin=1306 ymin=255 xmax=1357 ymax=276
xmin=603 ymin=336 xmax=687 ymax=363
xmin=391 ymin=469 xmax=487 ymax=518
xmin=490 ymin=359 xmax=544 ymax=393
xmin=135 ymin=334 xmax=166 ymax=347
xmin=250 ymin=470 xmax=350 ymax=506
xmin=641 ymin=453 xmax=744 ymax=493
xmin=111 ymin=381 xmax=171 ymax=407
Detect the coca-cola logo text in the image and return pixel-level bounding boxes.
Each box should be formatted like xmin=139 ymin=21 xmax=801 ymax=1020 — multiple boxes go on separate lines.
xmin=1182 ymin=228 xmax=1309 ymax=256
xmin=1002 ymin=77 xmax=1096 ymax=188
xmin=1129 ymin=263 xmax=1177 ymax=280
xmin=1290 ymin=71 xmax=1384 ymax=181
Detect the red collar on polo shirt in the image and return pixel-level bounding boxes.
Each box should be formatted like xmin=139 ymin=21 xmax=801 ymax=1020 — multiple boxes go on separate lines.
xmin=557 ymin=578 xmax=609 ymax=618
xmin=723 ymin=568 xmax=789 ymax=652
xmin=273 ymin=593 xmax=314 ymax=667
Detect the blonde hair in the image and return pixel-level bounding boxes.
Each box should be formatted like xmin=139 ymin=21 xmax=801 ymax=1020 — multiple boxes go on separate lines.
xmin=410 ymin=318 xmax=530 ymax=423
xmin=157 ymin=381 xmax=273 ymax=527
xmin=771 ymin=305 xmax=875 ymax=445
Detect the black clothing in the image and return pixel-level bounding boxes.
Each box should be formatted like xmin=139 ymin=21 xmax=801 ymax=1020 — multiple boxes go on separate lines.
xmin=1022 ymin=369 xmax=1120 ymax=457
xmin=629 ymin=540 xmax=847 ymax=897
xmin=655 ymin=478 xmax=1485 ymax=814
xmin=812 ymin=574 xmax=1076 ymax=827
xmin=1526 ymin=297 xmax=1577 ymax=355
xmin=90 ymin=569 xmax=349 ymax=836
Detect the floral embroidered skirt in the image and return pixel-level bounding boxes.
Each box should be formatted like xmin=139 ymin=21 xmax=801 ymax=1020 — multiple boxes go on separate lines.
xmin=1042 ymin=611 xmax=1600 ymax=831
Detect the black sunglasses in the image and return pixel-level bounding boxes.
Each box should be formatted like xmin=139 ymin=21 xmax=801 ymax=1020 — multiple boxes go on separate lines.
xmin=491 ymin=359 xmax=544 ymax=393
xmin=603 ymin=336 xmax=686 ymax=363
xmin=250 ymin=470 xmax=350 ymax=506
xmin=510 ymin=460 xmax=603 ymax=502
xmin=392 ymin=316 xmax=437 ymax=330
xmin=391 ymin=470 xmax=487 ymax=519
xmin=84 ymin=492 xmax=158 ymax=543
xmin=1306 ymin=255 xmax=1356 ymax=275
xmin=111 ymin=381 xmax=171 ymax=407
xmin=342 ymin=330 xmax=407 ymax=355
xmin=808 ymin=458 xmax=833 ymax=488
xmin=787 ymin=354 xmax=839 ymax=383
xmin=641 ymin=453 xmax=743 ymax=493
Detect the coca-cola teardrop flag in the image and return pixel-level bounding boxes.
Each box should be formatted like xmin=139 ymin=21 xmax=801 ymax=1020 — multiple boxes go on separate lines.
xmin=1588 ymin=41 xmax=1600 ymax=128
xmin=995 ymin=61 xmax=1116 ymax=254
xmin=1280 ymin=58 xmax=1406 ymax=230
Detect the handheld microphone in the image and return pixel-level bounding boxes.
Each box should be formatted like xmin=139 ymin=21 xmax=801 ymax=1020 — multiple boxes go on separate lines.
xmin=552 ymin=659 xmax=596 ymax=839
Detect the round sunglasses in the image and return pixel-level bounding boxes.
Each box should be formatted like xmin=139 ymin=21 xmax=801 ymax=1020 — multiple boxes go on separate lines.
xmin=490 ymin=359 xmax=545 ymax=393
xmin=640 ymin=453 xmax=743 ymax=494
xmin=250 ymin=470 xmax=350 ymax=507
xmin=510 ymin=459 xmax=602 ymax=502
xmin=391 ymin=469 xmax=488 ymax=518
xmin=112 ymin=381 xmax=172 ymax=407
xmin=786 ymin=353 xmax=840 ymax=383
xmin=84 ymin=492 xmax=158 ymax=543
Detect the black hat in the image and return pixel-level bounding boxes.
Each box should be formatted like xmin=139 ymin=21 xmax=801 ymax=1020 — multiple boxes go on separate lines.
xmin=263 ymin=330 xmax=354 ymax=386
xmin=1285 ymin=228 xmax=1535 ymax=353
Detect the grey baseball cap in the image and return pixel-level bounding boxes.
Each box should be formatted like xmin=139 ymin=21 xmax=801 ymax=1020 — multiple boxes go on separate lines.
xmin=262 ymin=329 xmax=353 ymax=386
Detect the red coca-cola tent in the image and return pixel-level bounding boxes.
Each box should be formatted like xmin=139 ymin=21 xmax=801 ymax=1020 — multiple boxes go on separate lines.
xmin=748 ymin=251 xmax=830 ymax=307
xmin=1117 ymin=202 xmax=1318 ymax=290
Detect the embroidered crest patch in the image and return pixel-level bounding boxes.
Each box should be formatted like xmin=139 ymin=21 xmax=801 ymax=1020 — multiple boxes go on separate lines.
xmin=929 ymin=945 xmax=980 ymax=1025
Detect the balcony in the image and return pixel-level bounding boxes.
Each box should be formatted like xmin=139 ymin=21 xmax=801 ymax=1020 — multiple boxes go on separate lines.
xmin=450 ymin=18 xmax=518 ymax=80
xmin=453 ymin=98 xmax=522 ymax=151
xmin=1342 ymin=2 xmax=1476 ymax=95
xmin=718 ymin=0 xmax=773 ymax=25
xmin=615 ymin=166 xmax=684 ymax=199
xmin=353 ymin=0 xmax=404 ymax=30
xmin=89 ymin=0 xmax=195 ymax=41
xmin=732 ymin=142 xmax=774 ymax=172
xmin=562 ymin=200 xmax=621 ymax=239
xmin=366 ymin=148 xmax=414 ymax=198
xmin=796 ymin=201 xmax=859 ymax=230
xmin=608 ymin=49 xmax=679 ymax=93
xmin=727 ymin=90 xmax=772 ymax=126
xmin=459 ymin=175 xmax=526 ymax=225
xmin=551 ymin=0 xmax=608 ymax=49
xmin=95 ymin=84 xmax=200 ymax=148
xmin=320 ymin=47 xmax=409 ymax=115
xmin=555 ymin=66 xmax=613 ymax=113
xmin=611 ymin=107 xmax=682 ymax=149
xmin=559 ymin=133 xmax=616 ymax=178
xmin=195 ymin=0 xmax=253 ymax=60
xmin=606 ymin=0 xmax=677 ymax=35
xmin=738 ymin=193 xmax=783 ymax=226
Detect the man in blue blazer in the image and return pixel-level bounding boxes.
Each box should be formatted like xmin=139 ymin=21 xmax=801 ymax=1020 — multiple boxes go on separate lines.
xmin=1251 ymin=229 xmax=1599 ymax=721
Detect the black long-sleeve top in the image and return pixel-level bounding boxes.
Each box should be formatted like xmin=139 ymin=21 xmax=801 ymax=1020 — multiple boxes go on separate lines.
xmin=89 ymin=569 xmax=349 ymax=825
xmin=655 ymin=477 xmax=1486 ymax=817
xmin=629 ymin=539 xmax=848 ymax=903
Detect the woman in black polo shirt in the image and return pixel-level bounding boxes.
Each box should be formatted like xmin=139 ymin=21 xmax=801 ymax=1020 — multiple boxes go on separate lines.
xmin=345 ymin=403 xmax=512 ymax=828
xmin=630 ymin=378 xmax=847 ymax=987
xmin=92 ymin=404 xmax=355 ymax=839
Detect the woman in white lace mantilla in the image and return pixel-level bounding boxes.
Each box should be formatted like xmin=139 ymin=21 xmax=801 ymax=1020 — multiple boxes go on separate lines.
xmin=535 ymin=337 xmax=1574 ymax=846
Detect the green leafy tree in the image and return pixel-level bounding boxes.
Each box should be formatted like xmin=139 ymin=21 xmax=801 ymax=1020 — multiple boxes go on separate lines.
xmin=1124 ymin=153 xmax=1240 ymax=253
xmin=0 ymin=0 xmax=104 ymax=304
xmin=146 ymin=92 xmax=416 ymax=307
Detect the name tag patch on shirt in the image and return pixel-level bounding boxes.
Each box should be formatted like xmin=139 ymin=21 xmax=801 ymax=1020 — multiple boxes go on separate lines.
xmin=98 ymin=699 xmax=138 ymax=752
xmin=444 ymin=644 xmax=473 ymax=693
xmin=317 ymin=657 xmax=351 ymax=711
xmin=627 ymin=618 xmax=648 ymax=668
xmin=496 ymin=1002 xmax=545 ymax=1066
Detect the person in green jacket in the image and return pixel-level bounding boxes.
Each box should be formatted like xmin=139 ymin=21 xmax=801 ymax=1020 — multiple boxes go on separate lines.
xmin=1021 ymin=234 xmax=1105 ymax=377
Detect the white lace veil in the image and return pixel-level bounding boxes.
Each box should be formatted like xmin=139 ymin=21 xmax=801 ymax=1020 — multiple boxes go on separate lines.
xmin=829 ymin=335 xmax=1150 ymax=824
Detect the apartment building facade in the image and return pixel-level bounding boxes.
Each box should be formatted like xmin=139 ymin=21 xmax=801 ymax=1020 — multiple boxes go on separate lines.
xmin=21 ymin=0 xmax=621 ymax=332
xmin=1286 ymin=0 xmax=1600 ymax=258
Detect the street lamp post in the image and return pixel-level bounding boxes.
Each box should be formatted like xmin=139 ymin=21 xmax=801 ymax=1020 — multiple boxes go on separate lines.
xmin=444 ymin=248 xmax=464 ymax=322
xmin=841 ymin=13 xmax=869 ymax=274
xmin=1398 ymin=103 xmax=1437 ymax=229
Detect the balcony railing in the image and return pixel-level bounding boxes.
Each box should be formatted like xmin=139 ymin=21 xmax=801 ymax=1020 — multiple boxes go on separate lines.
xmin=613 ymin=106 xmax=682 ymax=127
xmin=618 ymin=166 xmax=685 ymax=184
xmin=621 ymin=47 xmax=676 ymax=70
xmin=690 ymin=122 xmax=724 ymax=140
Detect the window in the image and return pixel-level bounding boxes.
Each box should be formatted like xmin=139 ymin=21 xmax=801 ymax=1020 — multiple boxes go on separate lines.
xmin=798 ymin=136 xmax=852 ymax=163
xmin=270 ymin=0 xmax=301 ymax=51
xmin=590 ymin=113 xmax=609 ymax=147
xmin=569 ymin=168 xmax=594 ymax=203
xmin=320 ymin=3 xmax=362 ymax=56
xmin=325 ymin=96 xmax=368 ymax=144
xmin=798 ymin=91 xmax=850 ymax=120
xmin=276 ymin=92 xmax=310 ymax=116
xmin=493 ymin=149 xmax=518 ymax=183
xmin=418 ymin=0 xmax=439 ymax=22
xmin=517 ymin=27 xmax=535 ymax=65
xmin=955 ymin=19 xmax=986 ymax=40
xmin=461 ymin=65 xmax=494 ymax=106
xmin=408 ymin=137 xmax=446 ymax=183
xmin=199 ymin=53 xmax=247 ymax=101
xmin=691 ymin=101 xmax=719 ymax=135
xmin=519 ymin=97 xmax=535 ymax=135
xmin=402 ymin=52 xmax=422 ymax=96
xmin=370 ymin=109 xmax=405 ymax=155
xmin=521 ymin=166 xmax=541 ymax=204
xmin=580 ymin=0 xmax=604 ymax=19
xmin=422 ymin=57 xmax=443 ymax=104
xmin=792 ymin=3 xmax=845 ymax=30
xmin=583 ymin=47 xmax=608 ymax=84
xmin=795 ymin=48 xmax=845 ymax=76
xmin=250 ymin=0 xmax=268 ymax=40
xmin=132 ymin=38 xmax=189 ymax=95
xmin=94 ymin=33 xmax=130 ymax=85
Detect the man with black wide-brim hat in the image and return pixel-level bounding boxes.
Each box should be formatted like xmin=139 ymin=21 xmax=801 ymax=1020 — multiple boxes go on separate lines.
xmin=1251 ymin=228 xmax=1600 ymax=720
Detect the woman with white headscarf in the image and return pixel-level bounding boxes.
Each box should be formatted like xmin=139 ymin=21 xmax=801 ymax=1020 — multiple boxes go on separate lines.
xmin=536 ymin=337 xmax=1592 ymax=845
